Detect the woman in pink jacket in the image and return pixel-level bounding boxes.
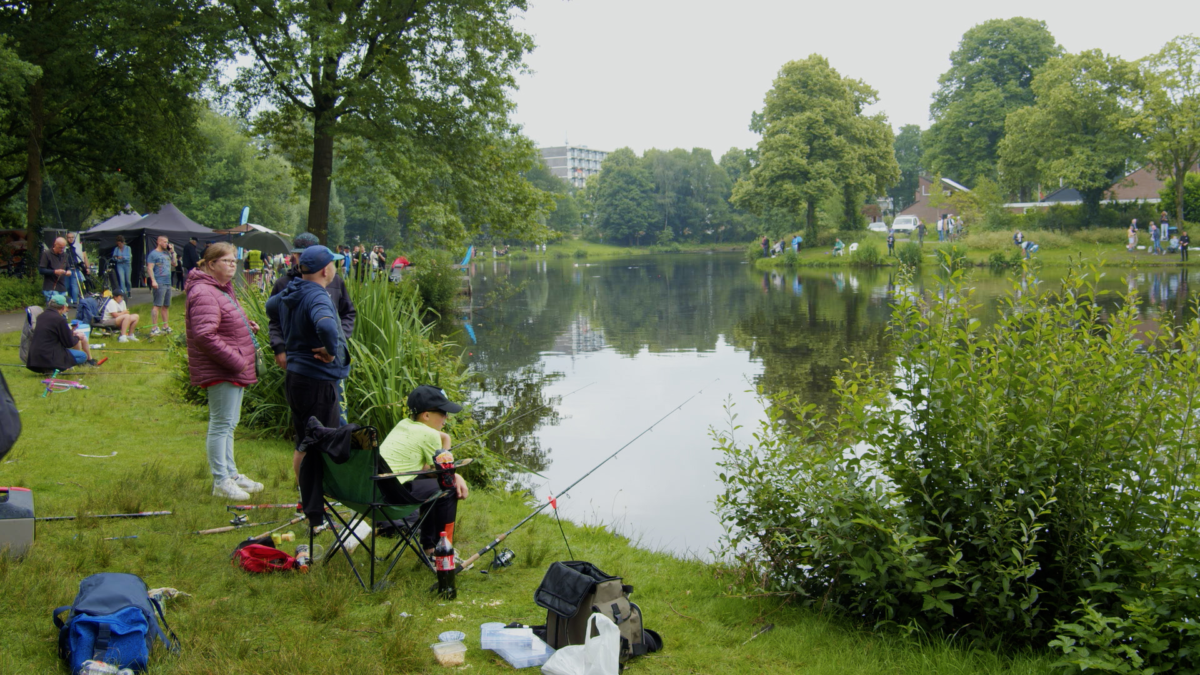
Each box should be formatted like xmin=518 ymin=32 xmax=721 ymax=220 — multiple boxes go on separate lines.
xmin=185 ymin=242 xmax=264 ymax=501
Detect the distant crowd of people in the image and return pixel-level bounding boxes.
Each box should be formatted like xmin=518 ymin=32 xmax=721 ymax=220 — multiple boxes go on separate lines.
xmin=1126 ymin=212 xmax=1188 ymax=261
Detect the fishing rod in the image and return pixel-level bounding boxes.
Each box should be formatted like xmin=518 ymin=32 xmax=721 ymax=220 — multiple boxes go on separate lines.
xmin=194 ymin=520 xmax=277 ymax=536
xmin=226 ymin=503 xmax=303 ymax=512
xmin=37 ymin=510 xmax=172 ymax=522
xmin=459 ymin=378 xmax=718 ymax=571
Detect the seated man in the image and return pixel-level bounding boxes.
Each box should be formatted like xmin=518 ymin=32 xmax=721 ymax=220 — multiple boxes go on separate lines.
xmin=99 ymin=291 xmax=140 ymax=342
xmin=26 ymin=293 xmax=95 ymax=373
xmin=832 ymin=238 xmax=845 ymax=256
xmin=378 ymin=385 xmax=470 ymax=555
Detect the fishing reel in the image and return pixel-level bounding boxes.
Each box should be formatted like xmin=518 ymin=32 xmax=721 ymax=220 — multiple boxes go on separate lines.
xmin=230 ymin=514 xmax=248 ymax=526
xmin=481 ymin=548 xmax=516 ymax=574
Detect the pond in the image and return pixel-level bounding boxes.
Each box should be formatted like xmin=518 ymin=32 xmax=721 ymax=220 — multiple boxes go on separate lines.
xmin=453 ymin=253 xmax=1195 ymax=559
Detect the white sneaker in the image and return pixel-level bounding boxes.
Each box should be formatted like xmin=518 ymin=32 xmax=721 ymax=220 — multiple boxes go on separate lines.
xmin=128 ymin=334 xmax=140 ymax=342
xmin=213 ymin=477 xmax=250 ymax=501
xmin=337 ymin=520 xmax=374 ymax=554
xmin=150 ymin=327 xmax=161 ymax=336
xmin=233 ymin=474 xmax=264 ymax=494
xmin=118 ymin=335 xmax=129 ymax=343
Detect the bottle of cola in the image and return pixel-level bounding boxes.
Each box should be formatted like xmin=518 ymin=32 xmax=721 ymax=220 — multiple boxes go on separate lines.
xmin=434 ymin=530 xmax=457 ymax=599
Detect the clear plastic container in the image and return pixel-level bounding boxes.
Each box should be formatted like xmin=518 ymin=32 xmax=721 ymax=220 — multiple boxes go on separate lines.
xmin=480 ymin=625 xmax=533 ymax=651
xmin=431 ymin=640 xmax=467 ymax=666
xmin=495 ymin=634 xmax=555 ymax=669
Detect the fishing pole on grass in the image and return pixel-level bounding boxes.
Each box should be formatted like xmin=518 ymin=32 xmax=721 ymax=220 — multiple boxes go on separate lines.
xmin=37 ymin=510 xmax=173 ymax=522
xmin=459 ymin=378 xmax=719 ymax=572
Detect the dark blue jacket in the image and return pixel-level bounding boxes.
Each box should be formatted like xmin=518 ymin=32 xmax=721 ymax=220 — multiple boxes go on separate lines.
xmin=265 ymin=277 xmax=350 ymax=381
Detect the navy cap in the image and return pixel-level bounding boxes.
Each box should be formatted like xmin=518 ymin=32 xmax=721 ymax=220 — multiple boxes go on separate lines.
xmin=291 ymin=232 xmax=320 ymax=253
xmin=408 ymin=385 xmax=463 ymax=415
xmin=299 ymin=245 xmax=336 ymax=274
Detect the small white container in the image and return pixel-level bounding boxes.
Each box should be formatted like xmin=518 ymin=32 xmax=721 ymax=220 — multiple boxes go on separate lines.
xmin=495 ymin=633 xmax=555 ymax=669
xmin=431 ymin=640 xmax=467 ymax=666
xmin=481 ymin=625 xmax=533 ymax=651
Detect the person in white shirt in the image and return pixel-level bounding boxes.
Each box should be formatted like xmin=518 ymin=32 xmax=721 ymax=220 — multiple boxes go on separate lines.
xmin=100 ymin=291 xmax=140 ymax=342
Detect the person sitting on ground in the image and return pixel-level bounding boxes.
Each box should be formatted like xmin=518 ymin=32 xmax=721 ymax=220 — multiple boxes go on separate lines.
xmin=832 ymin=238 xmax=845 ymax=256
xmin=99 ymin=291 xmax=140 ymax=342
xmin=26 ymin=293 xmax=95 ymax=373
xmin=1168 ymin=236 xmax=1180 ymax=254
xmin=378 ymin=385 xmax=470 ymax=555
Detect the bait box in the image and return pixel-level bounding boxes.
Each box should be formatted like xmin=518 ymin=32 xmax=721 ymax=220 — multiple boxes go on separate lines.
xmin=431 ymin=640 xmax=467 ymax=666
xmin=494 ymin=634 xmax=554 ymax=669
xmin=480 ymin=625 xmax=533 ymax=650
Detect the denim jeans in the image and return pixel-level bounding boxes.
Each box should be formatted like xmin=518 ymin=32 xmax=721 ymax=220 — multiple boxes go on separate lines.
xmin=206 ymin=382 xmax=245 ymax=482
xmin=65 ymin=274 xmax=81 ymax=305
xmin=116 ymin=264 xmax=132 ymax=297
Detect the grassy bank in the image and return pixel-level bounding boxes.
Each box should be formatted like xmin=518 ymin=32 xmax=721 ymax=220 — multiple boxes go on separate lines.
xmin=754 ymin=229 xmax=1199 ymax=270
xmin=0 ymin=300 xmax=1052 ymax=674
xmin=494 ymin=239 xmax=744 ymax=261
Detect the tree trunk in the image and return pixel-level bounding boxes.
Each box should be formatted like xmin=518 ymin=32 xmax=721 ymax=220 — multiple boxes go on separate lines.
xmin=307 ymin=109 xmax=335 ymax=243
xmin=805 ymin=201 xmax=817 ymax=242
xmin=25 ymin=80 xmax=45 ymax=244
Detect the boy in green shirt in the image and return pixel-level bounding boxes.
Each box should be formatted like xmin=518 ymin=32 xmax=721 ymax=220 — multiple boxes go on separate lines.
xmin=379 ymin=385 xmax=469 ymax=553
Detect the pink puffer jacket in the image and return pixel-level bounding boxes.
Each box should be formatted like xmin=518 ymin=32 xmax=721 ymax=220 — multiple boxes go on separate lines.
xmin=185 ymin=269 xmax=257 ymax=388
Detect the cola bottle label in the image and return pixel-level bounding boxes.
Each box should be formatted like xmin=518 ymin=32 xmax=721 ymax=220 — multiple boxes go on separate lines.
xmin=435 ymin=554 xmax=455 ymax=572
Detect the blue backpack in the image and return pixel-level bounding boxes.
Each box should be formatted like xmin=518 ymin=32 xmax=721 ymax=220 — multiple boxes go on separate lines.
xmin=54 ymin=573 xmax=179 ymax=673
xmin=75 ymin=297 xmax=107 ymax=326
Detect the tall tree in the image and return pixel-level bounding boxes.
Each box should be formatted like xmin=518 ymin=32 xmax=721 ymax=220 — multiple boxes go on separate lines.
xmin=732 ymin=55 xmax=897 ymax=241
xmin=999 ymin=50 xmax=1143 ymax=224
xmin=888 ymin=124 xmax=922 ymax=212
xmin=1138 ymin=35 xmax=1200 ymax=227
xmin=592 ymin=148 xmax=657 ymax=245
xmin=0 ymin=36 xmax=38 ymax=228
xmin=226 ymin=0 xmax=549 ymax=245
xmin=0 ymin=0 xmax=227 ymax=240
xmin=923 ymin=18 xmax=1060 ymax=188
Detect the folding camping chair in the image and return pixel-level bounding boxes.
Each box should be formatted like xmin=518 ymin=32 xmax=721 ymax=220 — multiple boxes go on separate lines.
xmin=312 ymin=426 xmax=461 ymax=592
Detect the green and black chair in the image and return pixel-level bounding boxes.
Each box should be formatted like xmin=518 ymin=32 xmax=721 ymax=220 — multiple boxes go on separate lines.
xmin=313 ymin=426 xmax=455 ymax=592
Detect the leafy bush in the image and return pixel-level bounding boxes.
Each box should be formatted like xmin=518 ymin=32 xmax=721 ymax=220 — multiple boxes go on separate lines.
xmin=934 ymin=243 xmax=968 ymax=271
xmin=987 ymin=251 xmax=1009 ymax=269
xmin=649 ymin=242 xmax=683 ymax=253
xmin=1161 ymin=173 xmax=1200 ymax=223
xmin=715 ymin=264 xmax=1200 ymax=671
xmin=0 ymin=274 xmax=41 ymax=312
xmin=572 ymin=248 xmax=588 ymax=259
xmin=897 ymin=241 xmax=923 ymax=267
xmin=745 ymin=240 xmax=766 ymax=262
xmin=849 ymin=241 xmax=882 ymax=267
xmin=404 ymin=249 xmax=460 ymax=317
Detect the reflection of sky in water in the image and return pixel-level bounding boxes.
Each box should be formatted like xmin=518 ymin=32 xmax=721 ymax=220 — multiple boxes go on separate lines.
xmin=462 ymin=255 xmax=1200 ymax=560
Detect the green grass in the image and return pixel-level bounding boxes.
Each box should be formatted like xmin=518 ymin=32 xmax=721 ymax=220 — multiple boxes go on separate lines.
xmin=0 ymin=299 xmax=1053 ymax=674
xmin=514 ymin=239 xmax=744 ymax=260
xmin=754 ymin=230 xmax=1197 ymax=270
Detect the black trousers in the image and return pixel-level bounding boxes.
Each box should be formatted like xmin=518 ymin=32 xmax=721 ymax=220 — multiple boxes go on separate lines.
xmin=285 ymin=371 xmax=341 ymax=449
xmin=1183 ymin=246 xmax=1189 ymax=261
xmin=374 ymin=460 xmax=459 ymax=549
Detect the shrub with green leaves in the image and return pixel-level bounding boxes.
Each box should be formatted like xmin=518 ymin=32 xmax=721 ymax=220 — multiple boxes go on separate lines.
xmin=745 ymin=240 xmax=766 ymax=262
xmin=404 ymin=249 xmax=460 ymax=317
xmin=897 ymin=241 xmax=923 ymax=267
xmin=934 ymin=243 xmax=968 ymax=271
xmin=715 ymin=264 xmax=1200 ymax=671
xmin=0 ymin=274 xmax=41 ymax=312
xmin=849 ymin=242 xmax=882 ymax=267
xmin=572 ymin=248 xmax=588 ymax=258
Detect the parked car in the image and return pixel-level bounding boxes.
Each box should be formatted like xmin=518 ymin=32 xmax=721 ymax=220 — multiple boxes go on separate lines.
xmin=891 ymin=215 xmax=921 ymax=233
xmin=867 ymin=221 xmax=889 ymax=233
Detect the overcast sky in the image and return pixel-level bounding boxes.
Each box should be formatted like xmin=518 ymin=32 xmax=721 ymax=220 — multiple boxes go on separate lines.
xmin=510 ymin=0 xmax=1199 ymax=157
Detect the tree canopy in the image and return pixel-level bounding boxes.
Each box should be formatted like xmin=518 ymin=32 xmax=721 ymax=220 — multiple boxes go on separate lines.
xmin=922 ymin=18 xmax=1060 ymax=189
xmin=731 ymin=55 xmax=898 ymax=240
xmin=590 ymin=148 xmax=657 ymax=245
xmin=1138 ymin=35 xmax=1200 ymax=226
xmin=999 ymin=49 xmax=1143 ymax=222
xmin=226 ymin=0 xmax=551 ymax=246
xmin=887 ymin=124 xmax=922 ymax=213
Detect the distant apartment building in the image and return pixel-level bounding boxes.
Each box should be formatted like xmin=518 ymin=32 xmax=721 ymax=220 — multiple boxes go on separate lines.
xmin=540 ymin=145 xmax=609 ymax=188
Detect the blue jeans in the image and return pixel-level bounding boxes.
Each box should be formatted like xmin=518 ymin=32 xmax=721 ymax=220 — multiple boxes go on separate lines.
xmin=206 ymin=382 xmax=244 ymax=482
xmin=67 ymin=349 xmax=87 ymax=365
xmin=116 ymin=264 xmax=132 ymax=297
xmin=65 ymin=274 xmax=81 ymax=305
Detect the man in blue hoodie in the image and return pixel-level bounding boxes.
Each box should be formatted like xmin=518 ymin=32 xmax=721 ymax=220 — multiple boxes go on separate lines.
xmin=266 ymin=245 xmax=351 ymax=480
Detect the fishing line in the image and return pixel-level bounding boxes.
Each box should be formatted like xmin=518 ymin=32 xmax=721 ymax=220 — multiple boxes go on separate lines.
xmin=460 ymin=377 xmax=719 ymax=571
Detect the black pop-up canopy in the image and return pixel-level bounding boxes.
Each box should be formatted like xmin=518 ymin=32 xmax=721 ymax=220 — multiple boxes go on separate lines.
xmin=81 ymin=204 xmax=218 ymax=288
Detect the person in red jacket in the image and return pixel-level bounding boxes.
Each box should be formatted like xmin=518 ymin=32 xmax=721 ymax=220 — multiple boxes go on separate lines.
xmin=185 ymin=242 xmax=264 ymax=501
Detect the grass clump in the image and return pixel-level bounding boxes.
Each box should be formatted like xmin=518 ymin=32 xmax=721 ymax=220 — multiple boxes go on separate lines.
xmin=849 ymin=242 xmax=883 ymax=267
xmin=896 ymin=241 xmax=923 ymax=267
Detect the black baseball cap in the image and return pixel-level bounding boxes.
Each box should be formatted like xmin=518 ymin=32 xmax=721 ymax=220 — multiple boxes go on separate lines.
xmin=408 ymin=385 xmax=463 ymax=415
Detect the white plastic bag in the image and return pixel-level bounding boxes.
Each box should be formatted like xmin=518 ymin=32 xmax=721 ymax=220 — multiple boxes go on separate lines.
xmin=541 ymin=614 xmax=619 ymax=675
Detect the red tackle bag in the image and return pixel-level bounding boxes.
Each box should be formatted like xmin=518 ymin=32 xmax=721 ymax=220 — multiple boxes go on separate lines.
xmin=233 ymin=544 xmax=295 ymax=573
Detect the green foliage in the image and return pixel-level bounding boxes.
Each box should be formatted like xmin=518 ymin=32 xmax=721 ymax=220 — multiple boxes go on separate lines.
xmin=403 ymin=249 xmax=460 ymax=317
xmin=887 ymin=124 xmax=923 ymax=212
xmin=923 ymin=18 xmax=1061 ymax=188
xmin=849 ymin=241 xmax=882 ymax=267
xmin=716 ymin=264 xmax=1200 ymax=671
xmin=1069 ymin=228 xmax=1129 ymax=245
xmin=1160 ymin=173 xmax=1200 ymax=224
xmin=0 ymin=274 xmax=40 ymax=312
xmin=897 ymin=241 xmax=923 ymax=267
xmin=571 ymin=248 xmax=588 ymax=259
xmin=0 ymin=0 xmax=229 ymax=229
xmin=999 ymin=50 xmax=1143 ymax=222
xmin=227 ymin=0 xmax=551 ymax=245
xmin=962 ymin=230 xmax=1071 ymax=250
xmin=934 ymin=243 xmax=967 ymax=271
xmin=732 ymin=55 xmax=899 ymax=241
xmin=168 ymin=107 xmax=297 ymax=229
xmin=1138 ymin=35 xmax=1200 ymax=227
xmin=591 ymin=148 xmax=658 ymax=245
xmin=746 ymin=240 xmax=766 ymax=262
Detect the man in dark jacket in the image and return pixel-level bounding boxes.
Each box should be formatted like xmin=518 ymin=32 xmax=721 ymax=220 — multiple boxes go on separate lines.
xmin=26 ymin=293 xmax=95 ymax=373
xmin=37 ymin=237 xmax=72 ymax=303
xmin=266 ymin=245 xmax=352 ymax=481
xmin=182 ymin=237 xmax=200 ymax=280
